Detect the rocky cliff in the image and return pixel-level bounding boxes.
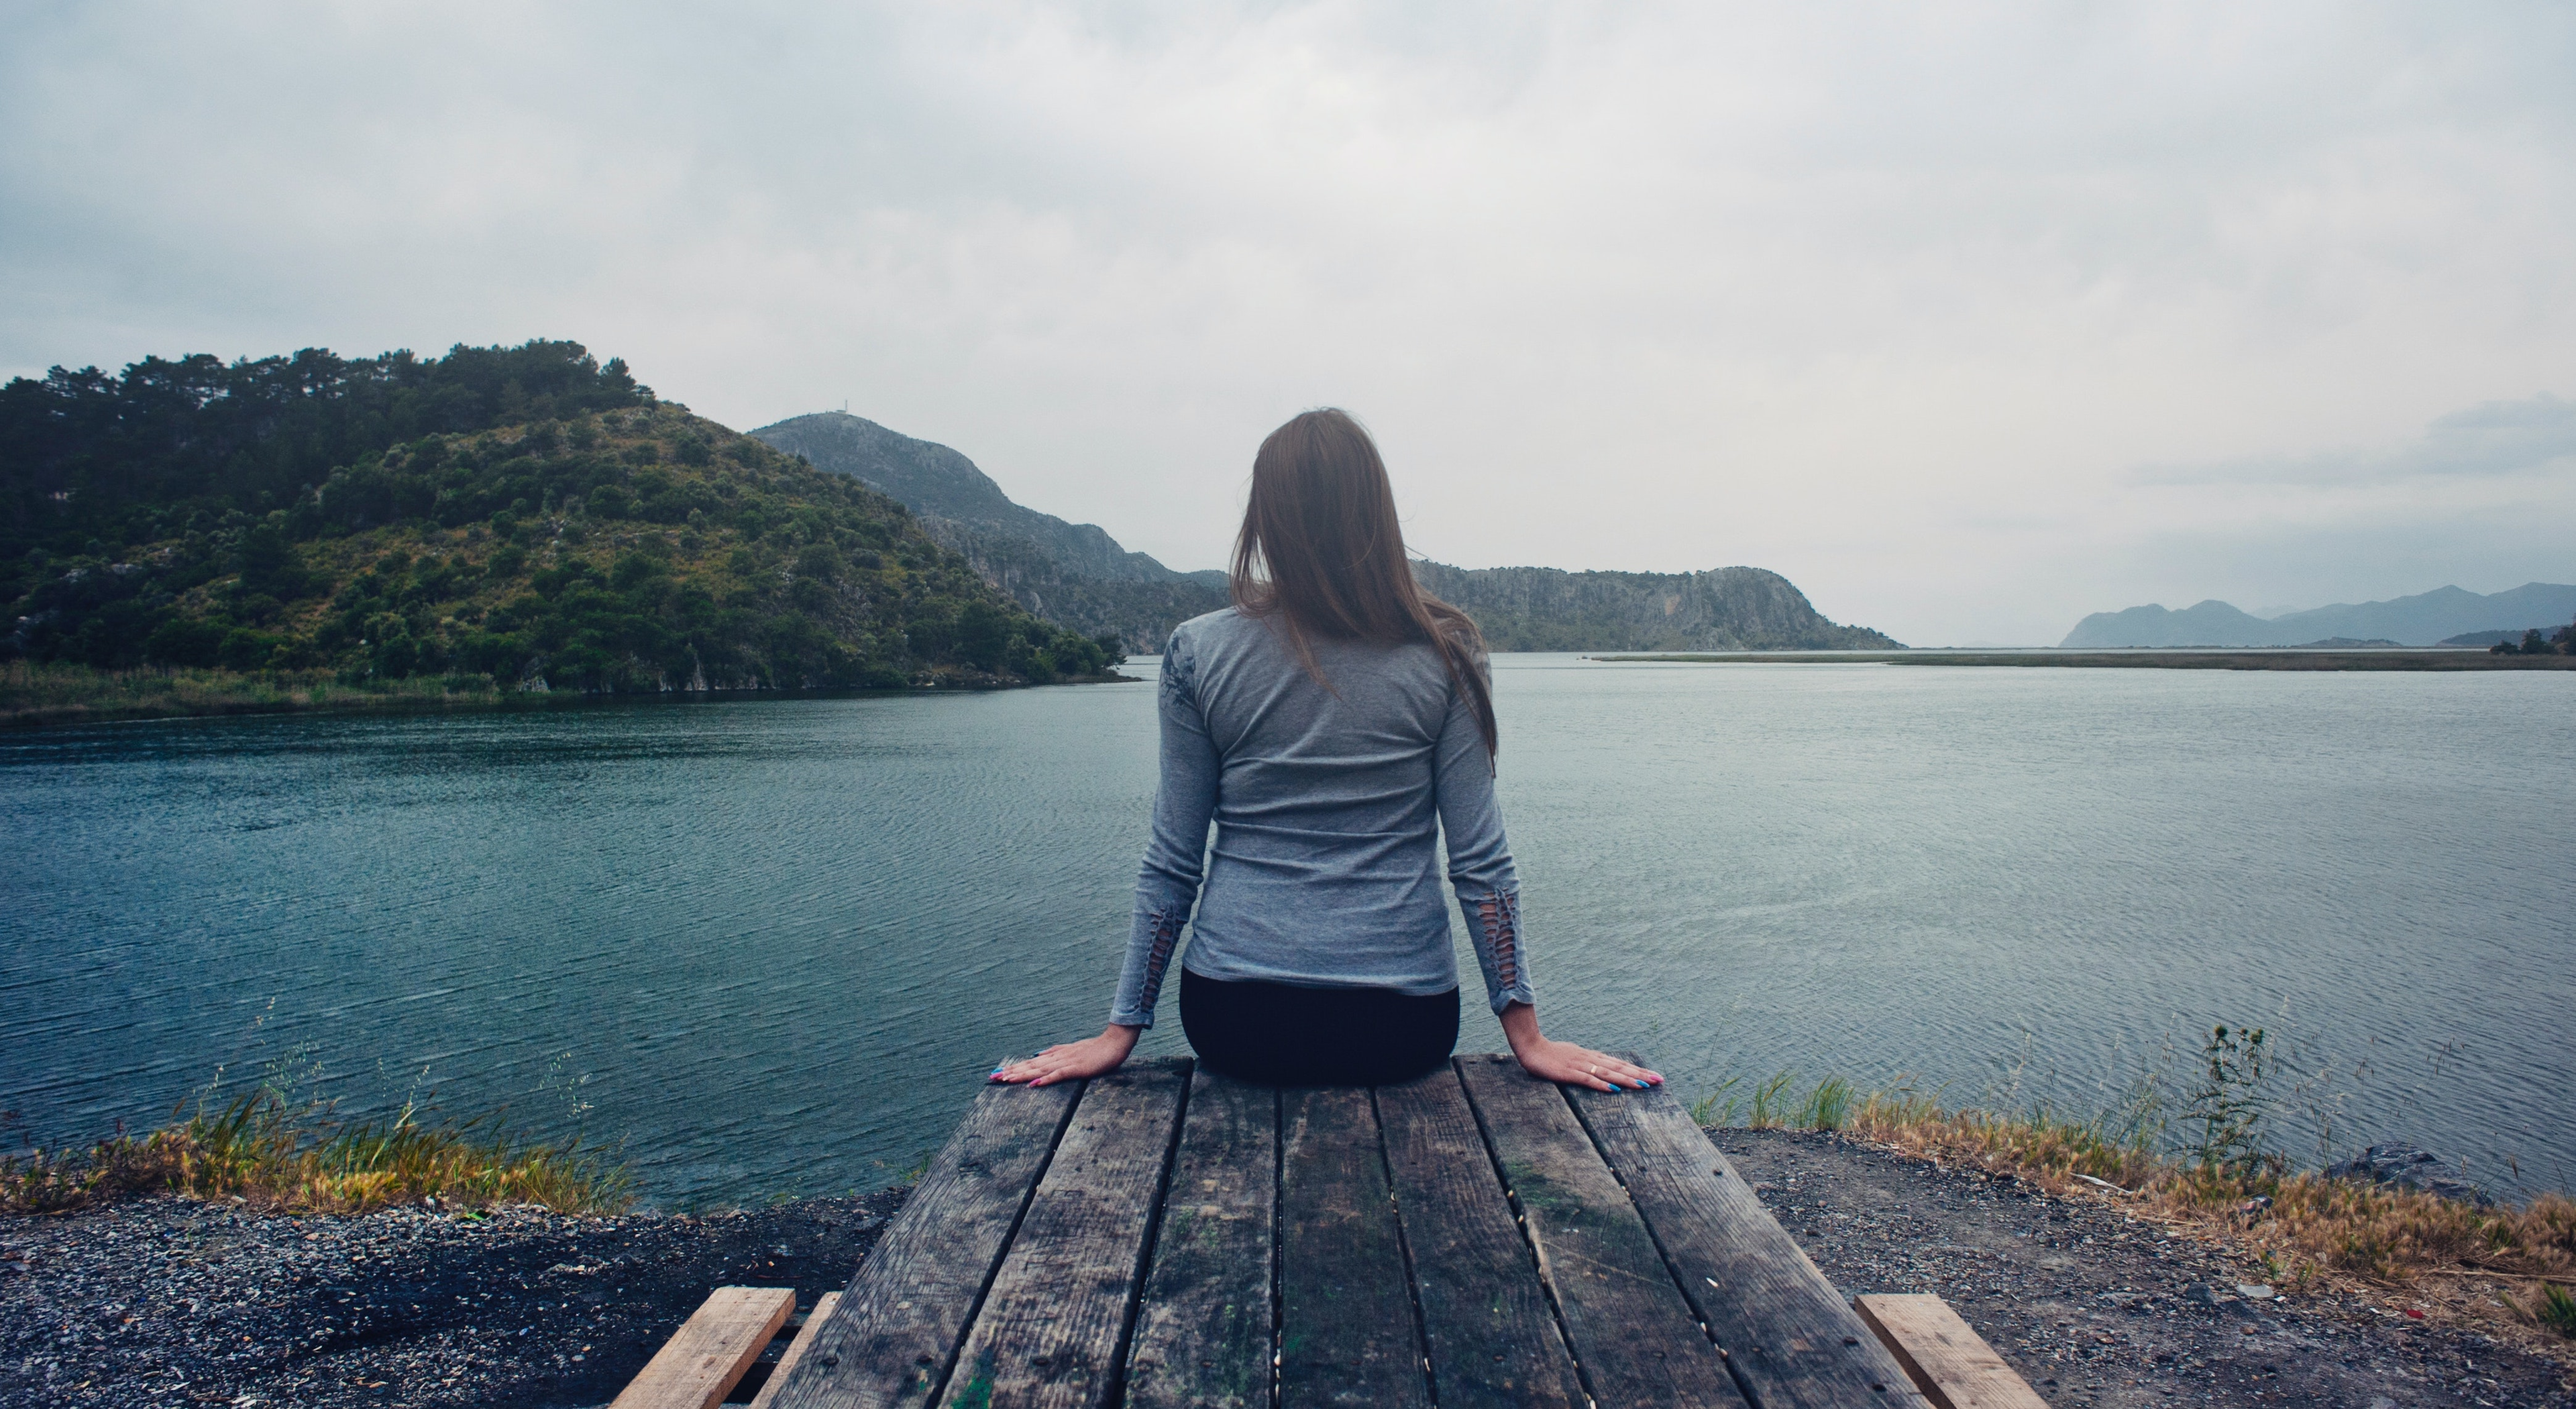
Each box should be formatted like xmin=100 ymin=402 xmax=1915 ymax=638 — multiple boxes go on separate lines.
xmin=1407 ymin=561 xmax=1903 ymax=651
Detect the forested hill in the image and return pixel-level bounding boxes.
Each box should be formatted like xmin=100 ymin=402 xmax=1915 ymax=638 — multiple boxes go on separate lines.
xmin=1407 ymin=562 xmax=1902 ymax=651
xmin=0 ymin=342 xmax=1121 ymax=692
xmin=751 ymin=411 xmax=1228 ymax=652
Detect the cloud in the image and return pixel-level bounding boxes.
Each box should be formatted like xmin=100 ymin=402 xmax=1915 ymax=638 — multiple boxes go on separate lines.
xmin=2131 ymin=395 xmax=2576 ymax=485
xmin=3 ymin=1 xmax=2574 ymax=645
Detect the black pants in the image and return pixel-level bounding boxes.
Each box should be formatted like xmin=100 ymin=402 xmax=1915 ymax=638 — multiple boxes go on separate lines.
xmin=1179 ymin=967 xmax=1460 ymax=1086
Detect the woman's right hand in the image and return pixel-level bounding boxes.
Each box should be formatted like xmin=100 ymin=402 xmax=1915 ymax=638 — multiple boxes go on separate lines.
xmin=991 ymin=1025 xmax=1141 ymax=1087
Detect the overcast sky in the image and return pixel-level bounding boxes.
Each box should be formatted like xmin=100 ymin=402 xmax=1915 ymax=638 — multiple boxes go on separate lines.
xmin=5 ymin=2 xmax=2571 ymax=644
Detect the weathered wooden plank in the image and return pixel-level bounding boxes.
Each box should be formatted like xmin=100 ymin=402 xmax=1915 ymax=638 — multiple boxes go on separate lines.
xmin=936 ymin=1058 xmax=1192 ymax=1409
xmin=612 ymin=1286 xmax=797 ymax=1409
xmin=747 ymin=1293 xmax=844 ymax=1409
xmin=1853 ymin=1295 xmax=2051 ymax=1409
xmin=1372 ymin=1066 xmax=1586 ymax=1409
xmin=1124 ymin=1068 xmax=1278 ymax=1409
xmin=766 ymin=1078 xmax=1083 ymax=1409
xmin=1454 ymin=1055 xmax=1747 ymax=1408
xmin=1277 ymin=1086 xmax=1432 ymax=1408
xmin=1568 ymin=1059 xmax=1932 ymax=1408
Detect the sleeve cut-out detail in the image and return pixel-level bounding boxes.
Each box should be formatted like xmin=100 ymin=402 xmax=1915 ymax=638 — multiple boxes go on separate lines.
xmin=1477 ymin=895 xmax=1519 ymax=990
xmin=1135 ymin=908 xmax=1181 ymax=1014
xmin=1458 ymin=888 xmax=1533 ymax=1015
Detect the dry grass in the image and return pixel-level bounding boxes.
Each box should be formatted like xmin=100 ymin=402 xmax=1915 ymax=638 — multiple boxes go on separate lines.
xmin=1844 ymin=1088 xmax=2170 ymax=1196
xmin=0 ymin=1088 xmax=629 ymax=1217
xmin=1725 ymin=1076 xmax=2576 ymax=1349
xmin=0 ymin=660 xmax=500 ymax=727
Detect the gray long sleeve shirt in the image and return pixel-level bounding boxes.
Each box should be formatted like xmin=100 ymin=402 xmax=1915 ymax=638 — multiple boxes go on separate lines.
xmin=1110 ymin=607 xmax=1535 ymax=1028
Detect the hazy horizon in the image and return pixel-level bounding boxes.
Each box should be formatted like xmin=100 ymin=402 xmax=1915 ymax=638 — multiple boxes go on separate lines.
xmin=6 ymin=3 xmax=2572 ymax=645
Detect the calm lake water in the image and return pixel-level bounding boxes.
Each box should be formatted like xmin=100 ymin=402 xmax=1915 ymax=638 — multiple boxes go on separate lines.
xmin=4 ymin=657 xmax=2570 ymax=1204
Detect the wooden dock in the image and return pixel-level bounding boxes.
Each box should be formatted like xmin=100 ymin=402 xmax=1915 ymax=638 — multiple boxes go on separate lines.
xmin=649 ymin=1054 xmax=2031 ymax=1408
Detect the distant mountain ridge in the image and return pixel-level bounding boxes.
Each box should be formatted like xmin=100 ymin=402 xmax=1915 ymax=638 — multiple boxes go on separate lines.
xmin=2061 ymin=582 xmax=2576 ymax=648
xmin=755 ymin=409 xmax=1900 ymax=652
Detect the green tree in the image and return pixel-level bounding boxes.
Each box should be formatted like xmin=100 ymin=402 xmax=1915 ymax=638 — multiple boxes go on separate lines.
xmin=956 ymin=601 xmax=1014 ymax=672
xmin=146 ymin=617 xmax=226 ymax=667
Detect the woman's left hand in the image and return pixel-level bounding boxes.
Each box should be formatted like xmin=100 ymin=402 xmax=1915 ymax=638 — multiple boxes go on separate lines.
xmin=1512 ymin=1037 xmax=1664 ymax=1092
xmin=1498 ymin=1002 xmax=1663 ymax=1092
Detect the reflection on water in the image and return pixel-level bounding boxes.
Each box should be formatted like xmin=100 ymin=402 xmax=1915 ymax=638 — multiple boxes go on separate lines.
xmin=3 ymin=658 xmax=2569 ymax=1203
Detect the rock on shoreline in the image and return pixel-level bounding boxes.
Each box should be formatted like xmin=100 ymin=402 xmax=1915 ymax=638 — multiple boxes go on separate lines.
xmin=2326 ymin=1143 xmax=2496 ymax=1208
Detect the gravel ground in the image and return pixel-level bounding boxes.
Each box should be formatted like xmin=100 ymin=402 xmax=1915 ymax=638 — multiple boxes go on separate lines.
xmin=1719 ymin=1128 xmax=2575 ymax=1408
xmin=0 ymin=1191 xmax=903 ymax=1408
xmin=5 ymin=1134 xmax=2569 ymax=1407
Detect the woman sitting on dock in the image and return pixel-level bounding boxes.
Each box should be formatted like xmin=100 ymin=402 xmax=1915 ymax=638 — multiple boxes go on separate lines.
xmin=995 ymin=409 xmax=1662 ymax=1094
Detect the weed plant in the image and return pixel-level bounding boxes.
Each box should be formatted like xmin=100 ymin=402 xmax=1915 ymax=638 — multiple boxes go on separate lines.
xmin=2180 ymin=1025 xmax=2278 ymax=1178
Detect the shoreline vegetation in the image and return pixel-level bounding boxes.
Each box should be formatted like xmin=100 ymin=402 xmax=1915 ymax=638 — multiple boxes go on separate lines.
xmin=0 ymin=1089 xmax=629 ymax=1219
xmin=0 ymin=658 xmax=1136 ymax=729
xmin=1596 ymin=647 xmax=2576 ymax=670
xmin=1827 ymin=1090 xmax=2576 ymax=1343
xmin=1692 ymin=1031 xmax=2576 ymax=1351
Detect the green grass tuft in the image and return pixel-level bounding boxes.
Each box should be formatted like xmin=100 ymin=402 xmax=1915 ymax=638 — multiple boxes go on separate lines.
xmin=1748 ymin=1070 xmax=1799 ymax=1129
xmin=2538 ymin=1284 xmax=2576 ymax=1339
xmin=1688 ymin=1075 xmax=1741 ymax=1127
xmin=1796 ymin=1075 xmax=1855 ymax=1131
